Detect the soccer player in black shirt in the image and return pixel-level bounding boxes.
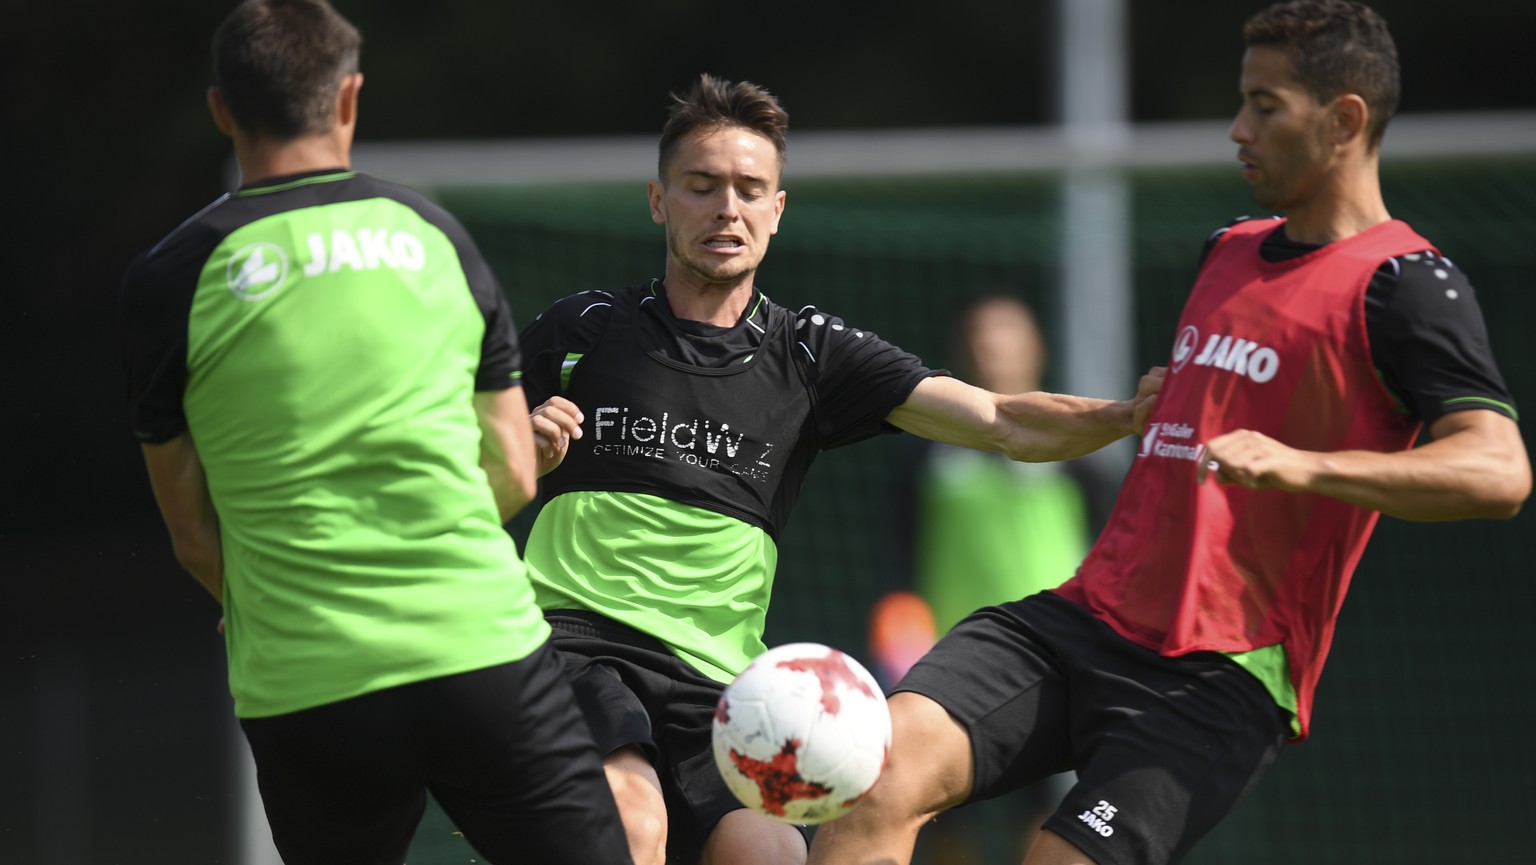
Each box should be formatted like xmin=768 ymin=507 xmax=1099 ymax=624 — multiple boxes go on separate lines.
xmin=519 ymin=74 xmax=1163 ymax=865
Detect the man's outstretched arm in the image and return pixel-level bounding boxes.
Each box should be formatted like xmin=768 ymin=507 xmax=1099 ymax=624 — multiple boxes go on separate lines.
xmin=886 ymin=367 xmax=1164 ymax=463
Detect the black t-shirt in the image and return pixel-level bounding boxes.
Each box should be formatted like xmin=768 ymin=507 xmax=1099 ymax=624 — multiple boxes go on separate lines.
xmin=520 ymin=280 xmax=945 ymax=450
xmin=1202 ymin=218 xmax=1517 ymax=426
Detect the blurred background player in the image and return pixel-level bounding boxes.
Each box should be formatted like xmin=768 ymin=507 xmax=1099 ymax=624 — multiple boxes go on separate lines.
xmin=117 ymin=1 xmax=631 ymax=862
xmin=810 ymin=2 xmax=1531 ymax=864
xmin=871 ymin=295 xmax=1112 ymax=680
xmin=869 ymin=295 xmax=1105 ymax=863
xmin=518 ymin=74 xmax=1162 ymax=865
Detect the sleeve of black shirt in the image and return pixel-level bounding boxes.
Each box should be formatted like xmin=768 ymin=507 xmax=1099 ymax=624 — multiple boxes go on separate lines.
xmin=119 ymin=232 xmax=206 ymax=444
xmin=1205 ymin=218 xmax=1518 ymax=428
xmin=793 ymin=306 xmax=948 ymax=450
xmin=1365 ymin=252 xmax=1518 ymax=426
xmin=517 ymin=290 xmax=616 ymax=410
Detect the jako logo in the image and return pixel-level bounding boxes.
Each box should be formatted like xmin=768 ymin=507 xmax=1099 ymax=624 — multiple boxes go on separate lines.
xmin=226 ymin=242 xmax=290 ymax=301
xmin=1077 ymin=800 xmax=1118 ymax=838
xmin=1176 ymin=328 xmax=1280 ymax=383
xmin=1171 ymin=325 xmax=1200 ymax=373
xmin=302 ymin=229 xmax=426 ymax=275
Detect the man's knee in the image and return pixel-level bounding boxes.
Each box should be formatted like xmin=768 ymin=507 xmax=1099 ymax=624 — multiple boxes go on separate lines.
xmin=876 ymin=691 xmax=975 ymax=816
xmin=703 ymin=808 xmax=806 ymax=865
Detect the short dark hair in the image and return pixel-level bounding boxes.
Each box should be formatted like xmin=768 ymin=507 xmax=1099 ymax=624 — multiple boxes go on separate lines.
xmin=1244 ymin=0 xmax=1400 ymax=149
xmin=211 ymin=0 xmax=362 ymax=139
xmin=657 ymin=74 xmax=789 ymax=181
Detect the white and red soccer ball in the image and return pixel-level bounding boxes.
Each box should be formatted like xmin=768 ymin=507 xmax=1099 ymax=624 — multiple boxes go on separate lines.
xmin=711 ymin=642 xmax=892 ymax=825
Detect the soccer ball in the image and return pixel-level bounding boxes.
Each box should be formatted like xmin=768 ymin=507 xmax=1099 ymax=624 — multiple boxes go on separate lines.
xmin=712 ymin=642 xmax=892 ymax=825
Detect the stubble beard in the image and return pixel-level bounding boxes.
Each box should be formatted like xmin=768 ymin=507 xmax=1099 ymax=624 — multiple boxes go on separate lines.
xmin=668 ymin=224 xmax=758 ymax=291
xmin=1250 ymin=181 xmax=1285 ymax=212
xmin=1251 ymin=125 xmax=1331 ymax=213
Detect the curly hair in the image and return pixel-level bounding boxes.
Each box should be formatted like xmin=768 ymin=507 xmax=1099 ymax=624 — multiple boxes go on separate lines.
xmin=1244 ymin=1 xmax=1399 ymax=150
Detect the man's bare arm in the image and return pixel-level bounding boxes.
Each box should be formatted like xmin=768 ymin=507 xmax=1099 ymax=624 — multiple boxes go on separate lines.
xmin=474 ymin=387 xmax=540 ymax=521
xmin=1201 ymin=410 xmax=1530 ymax=521
xmin=886 ymin=368 xmax=1163 ymax=462
xmin=141 ymin=434 xmax=223 ymax=601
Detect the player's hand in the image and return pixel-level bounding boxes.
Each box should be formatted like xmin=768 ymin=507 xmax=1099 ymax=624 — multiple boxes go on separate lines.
xmin=1198 ymin=428 xmax=1314 ymax=491
xmin=530 ymin=396 xmax=584 ymax=475
xmin=1131 ymin=366 xmax=1166 ymax=435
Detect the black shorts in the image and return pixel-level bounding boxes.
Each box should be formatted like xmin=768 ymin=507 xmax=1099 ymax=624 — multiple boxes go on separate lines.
xmin=896 ymin=592 xmax=1290 ymax=865
xmin=546 ymin=610 xmax=810 ymax=864
xmin=238 ymin=640 xmax=630 ymax=865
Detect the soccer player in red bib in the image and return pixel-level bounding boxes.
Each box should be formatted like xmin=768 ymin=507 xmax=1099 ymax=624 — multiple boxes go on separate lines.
xmin=809 ymin=3 xmax=1531 ymax=865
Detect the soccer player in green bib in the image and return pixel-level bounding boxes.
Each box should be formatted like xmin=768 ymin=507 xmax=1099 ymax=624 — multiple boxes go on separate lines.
xmin=118 ymin=2 xmax=631 ymax=863
xmin=519 ymin=74 xmax=1163 ymax=865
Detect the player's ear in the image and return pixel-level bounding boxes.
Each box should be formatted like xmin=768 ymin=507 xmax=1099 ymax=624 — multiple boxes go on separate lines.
xmin=207 ymin=86 xmax=236 ymax=137
xmin=648 ymin=179 xmax=666 ymax=225
xmin=336 ymin=73 xmax=364 ymax=129
xmin=770 ymin=188 xmax=786 ymax=236
xmin=1331 ymin=93 xmax=1368 ymax=148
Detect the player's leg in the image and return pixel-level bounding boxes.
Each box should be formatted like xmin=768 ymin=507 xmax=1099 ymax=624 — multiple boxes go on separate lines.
xmin=630 ymin=641 xmax=811 ymax=865
xmin=422 ymin=644 xmax=633 ymax=864
xmin=700 ymin=807 xmax=808 ymax=865
xmin=650 ymin=673 xmax=810 ymax=865
xmin=807 ymin=691 xmax=977 ymax=865
xmin=1022 ymin=829 xmax=1099 ymax=865
xmin=543 ymin=612 xmax=680 ymax=865
xmin=812 ymin=601 xmax=1078 ymax=865
xmin=659 ymin=717 xmax=810 ymax=865
xmin=542 ymin=610 xmax=811 ymax=864
xmin=1029 ymin=597 xmax=1290 ymax=865
xmin=237 ymin=688 xmax=429 ymax=865
xmin=1032 ymin=678 xmax=1288 ymax=865
xmin=604 ymin=745 xmax=669 ymax=865
xmin=1030 ymin=694 xmax=1285 ymax=865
